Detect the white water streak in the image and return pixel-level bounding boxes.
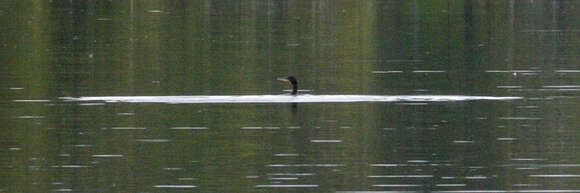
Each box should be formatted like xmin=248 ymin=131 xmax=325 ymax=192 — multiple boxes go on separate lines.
xmin=61 ymin=95 xmax=521 ymax=104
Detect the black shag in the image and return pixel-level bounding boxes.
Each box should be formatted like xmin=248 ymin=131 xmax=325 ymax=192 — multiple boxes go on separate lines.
xmin=277 ymin=76 xmax=298 ymax=95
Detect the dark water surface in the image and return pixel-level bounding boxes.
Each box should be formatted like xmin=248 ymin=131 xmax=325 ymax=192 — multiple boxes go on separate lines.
xmin=2 ymin=1 xmax=580 ymax=192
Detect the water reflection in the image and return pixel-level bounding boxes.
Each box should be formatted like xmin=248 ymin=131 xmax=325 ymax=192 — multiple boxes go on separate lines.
xmin=2 ymin=0 xmax=580 ymax=192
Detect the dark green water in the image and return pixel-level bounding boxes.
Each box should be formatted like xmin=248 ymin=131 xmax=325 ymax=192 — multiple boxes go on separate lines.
xmin=2 ymin=1 xmax=579 ymax=192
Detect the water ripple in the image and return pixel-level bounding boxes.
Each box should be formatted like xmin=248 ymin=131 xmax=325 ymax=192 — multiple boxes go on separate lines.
xmin=171 ymin=126 xmax=208 ymax=130
xmin=256 ymin=184 xmax=318 ymax=188
xmin=153 ymin=185 xmax=196 ymax=188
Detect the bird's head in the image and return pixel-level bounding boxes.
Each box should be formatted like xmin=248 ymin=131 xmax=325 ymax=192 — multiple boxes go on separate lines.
xmin=277 ymin=76 xmax=297 ymax=85
xmin=277 ymin=76 xmax=298 ymax=95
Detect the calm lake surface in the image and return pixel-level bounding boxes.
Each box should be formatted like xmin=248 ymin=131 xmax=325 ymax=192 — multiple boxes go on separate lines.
xmin=2 ymin=1 xmax=580 ymax=192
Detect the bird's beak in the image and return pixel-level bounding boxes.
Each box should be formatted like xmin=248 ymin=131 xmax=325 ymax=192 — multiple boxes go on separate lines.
xmin=277 ymin=77 xmax=289 ymax=82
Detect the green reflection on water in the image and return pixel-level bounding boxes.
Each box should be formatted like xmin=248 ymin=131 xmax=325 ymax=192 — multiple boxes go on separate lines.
xmin=2 ymin=0 xmax=579 ymax=192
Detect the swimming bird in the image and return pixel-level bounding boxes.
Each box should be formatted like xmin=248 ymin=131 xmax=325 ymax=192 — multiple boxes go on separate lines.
xmin=277 ymin=76 xmax=298 ymax=95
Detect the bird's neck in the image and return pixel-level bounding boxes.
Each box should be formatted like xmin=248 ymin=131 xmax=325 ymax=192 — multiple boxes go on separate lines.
xmin=291 ymin=84 xmax=298 ymax=95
